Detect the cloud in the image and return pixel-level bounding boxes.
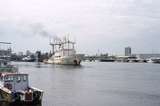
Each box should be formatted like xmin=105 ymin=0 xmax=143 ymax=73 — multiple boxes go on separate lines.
xmin=1 ymin=0 xmax=160 ymax=54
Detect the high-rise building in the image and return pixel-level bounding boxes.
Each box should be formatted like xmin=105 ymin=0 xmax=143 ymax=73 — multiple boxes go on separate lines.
xmin=125 ymin=47 xmax=131 ymax=56
xmin=18 ymin=52 xmax=23 ymax=56
xmin=26 ymin=50 xmax=32 ymax=56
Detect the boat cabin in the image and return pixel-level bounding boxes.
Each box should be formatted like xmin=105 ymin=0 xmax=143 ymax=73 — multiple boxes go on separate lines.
xmin=0 ymin=73 xmax=29 ymax=92
xmin=50 ymin=36 xmax=76 ymax=57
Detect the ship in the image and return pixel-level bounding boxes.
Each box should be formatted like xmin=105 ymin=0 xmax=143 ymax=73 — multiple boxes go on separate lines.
xmin=98 ymin=54 xmax=115 ymax=62
xmin=47 ymin=36 xmax=81 ymax=65
xmin=0 ymin=72 xmax=43 ymax=104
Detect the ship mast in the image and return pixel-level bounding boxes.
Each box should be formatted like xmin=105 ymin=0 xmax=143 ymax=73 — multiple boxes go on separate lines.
xmin=50 ymin=36 xmax=61 ymax=55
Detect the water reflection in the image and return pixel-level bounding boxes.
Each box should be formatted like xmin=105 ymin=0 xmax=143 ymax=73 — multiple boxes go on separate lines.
xmin=52 ymin=64 xmax=83 ymax=69
xmin=14 ymin=62 xmax=84 ymax=70
xmin=35 ymin=62 xmax=42 ymax=68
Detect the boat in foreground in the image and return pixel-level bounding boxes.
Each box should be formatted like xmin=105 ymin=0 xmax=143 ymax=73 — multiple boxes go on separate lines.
xmin=0 ymin=73 xmax=43 ymax=104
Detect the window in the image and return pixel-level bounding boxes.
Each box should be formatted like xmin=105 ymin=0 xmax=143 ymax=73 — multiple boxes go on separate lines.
xmin=5 ymin=76 xmax=9 ymax=81
xmin=23 ymin=75 xmax=27 ymax=81
xmin=4 ymin=76 xmax=13 ymax=81
xmin=16 ymin=76 xmax=21 ymax=82
xmin=10 ymin=76 xmax=13 ymax=81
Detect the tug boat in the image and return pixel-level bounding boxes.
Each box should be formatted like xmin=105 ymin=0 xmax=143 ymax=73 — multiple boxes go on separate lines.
xmin=47 ymin=36 xmax=81 ymax=65
xmin=0 ymin=73 xmax=43 ymax=104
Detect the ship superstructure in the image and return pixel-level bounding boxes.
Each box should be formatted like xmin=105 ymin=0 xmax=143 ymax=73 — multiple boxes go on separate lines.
xmin=47 ymin=36 xmax=81 ymax=65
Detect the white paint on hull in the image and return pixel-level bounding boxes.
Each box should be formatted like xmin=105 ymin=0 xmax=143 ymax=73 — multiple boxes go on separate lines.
xmin=48 ymin=56 xmax=81 ymax=65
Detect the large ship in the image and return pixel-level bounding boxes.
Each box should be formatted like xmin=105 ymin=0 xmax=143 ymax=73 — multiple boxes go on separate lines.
xmin=47 ymin=36 xmax=81 ymax=65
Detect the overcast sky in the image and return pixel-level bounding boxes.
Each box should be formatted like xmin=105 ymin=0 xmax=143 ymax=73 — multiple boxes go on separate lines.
xmin=0 ymin=0 xmax=160 ymax=55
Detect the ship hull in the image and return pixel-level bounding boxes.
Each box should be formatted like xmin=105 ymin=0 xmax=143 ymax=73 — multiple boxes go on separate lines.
xmin=99 ymin=59 xmax=115 ymax=62
xmin=0 ymin=87 xmax=12 ymax=102
xmin=48 ymin=56 xmax=81 ymax=65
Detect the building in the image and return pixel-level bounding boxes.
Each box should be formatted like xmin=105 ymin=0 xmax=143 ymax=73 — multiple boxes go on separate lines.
xmin=125 ymin=47 xmax=132 ymax=56
xmin=18 ymin=52 xmax=23 ymax=56
xmin=26 ymin=50 xmax=32 ymax=56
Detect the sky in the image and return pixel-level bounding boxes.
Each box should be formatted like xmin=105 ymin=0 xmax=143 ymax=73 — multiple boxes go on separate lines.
xmin=0 ymin=0 xmax=160 ymax=55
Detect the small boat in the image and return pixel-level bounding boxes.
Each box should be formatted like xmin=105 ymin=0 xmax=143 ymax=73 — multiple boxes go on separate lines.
xmin=99 ymin=55 xmax=115 ymax=62
xmin=147 ymin=58 xmax=160 ymax=64
xmin=99 ymin=58 xmax=115 ymax=62
xmin=0 ymin=73 xmax=43 ymax=104
xmin=47 ymin=36 xmax=81 ymax=65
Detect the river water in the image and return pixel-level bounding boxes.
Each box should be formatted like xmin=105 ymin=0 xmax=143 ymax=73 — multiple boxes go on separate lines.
xmin=1 ymin=62 xmax=160 ymax=106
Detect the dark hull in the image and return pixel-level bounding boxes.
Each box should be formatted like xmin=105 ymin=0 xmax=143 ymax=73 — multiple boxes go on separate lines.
xmin=10 ymin=100 xmax=42 ymax=105
xmin=0 ymin=101 xmax=41 ymax=106
xmin=0 ymin=87 xmax=43 ymax=105
xmin=99 ymin=59 xmax=115 ymax=62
